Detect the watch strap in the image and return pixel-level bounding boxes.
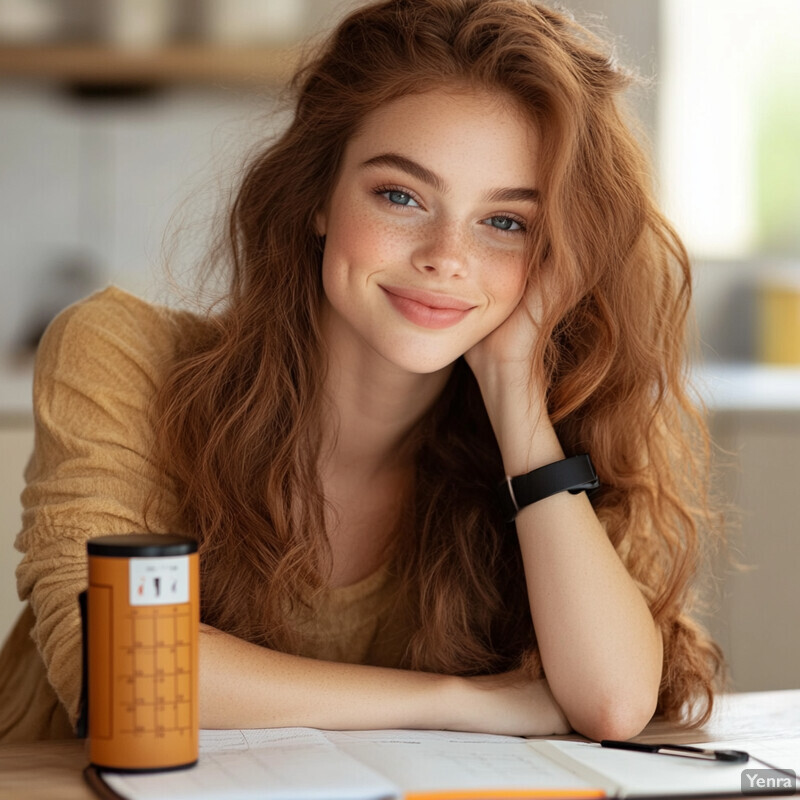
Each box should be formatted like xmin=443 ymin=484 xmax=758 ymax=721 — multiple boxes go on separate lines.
xmin=498 ymin=454 xmax=599 ymax=522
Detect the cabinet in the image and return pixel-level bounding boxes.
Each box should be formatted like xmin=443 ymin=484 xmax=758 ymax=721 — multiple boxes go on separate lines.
xmin=704 ymin=409 xmax=800 ymax=691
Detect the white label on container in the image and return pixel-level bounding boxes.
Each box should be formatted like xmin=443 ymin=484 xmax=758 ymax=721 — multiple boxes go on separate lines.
xmin=129 ymin=556 xmax=190 ymax=606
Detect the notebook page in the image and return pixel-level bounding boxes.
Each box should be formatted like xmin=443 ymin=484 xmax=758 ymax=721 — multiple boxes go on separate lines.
xmin=693 ymin=738 xmax=800 ymax=792
xmin=326 ymin=729 xmax=523 ymax=745
xmin=693 ymin=738 xmax=800 ymax=773
xmin=101 ymin=728 xmax=398 ymax=800
xmin=200 ymin=726 xmax=338 ymax=751
xmin=532 ymin=739 xmax=762 ymax=797
xmin=331 ymin=731 xmax=603 ymax=797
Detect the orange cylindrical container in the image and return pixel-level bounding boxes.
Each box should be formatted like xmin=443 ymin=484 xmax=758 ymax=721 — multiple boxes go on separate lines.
xmin=86 ymin=534 xmax=199 ymax=772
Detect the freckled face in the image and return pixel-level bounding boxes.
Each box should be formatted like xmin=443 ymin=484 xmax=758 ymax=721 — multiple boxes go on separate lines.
xmin=316 ymin=87 xmax=540 ymax=374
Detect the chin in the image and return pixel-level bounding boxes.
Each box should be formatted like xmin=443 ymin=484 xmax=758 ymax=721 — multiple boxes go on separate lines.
xmin=379 ymin=345 xmax=466 ymax=376
xmin=349 ymin=316 xmax=479 ymax=375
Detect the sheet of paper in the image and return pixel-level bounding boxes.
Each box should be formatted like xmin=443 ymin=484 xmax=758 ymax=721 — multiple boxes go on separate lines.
xmin=102 ymin=729 xmax=399 ymax=800
xmin=101 ymin=728 xmax=601 ymax=800
xmin=345 ymin=742 xmax=599 ymax=795
xmin=329 ymin=731 xmax=600 ymax=796
xmin=694 ymin=737 xmax=800 ymax=793
xmin=99 ymin=728 xmax=796 ymax=800
xmin=325 ymin=729 xmax=524 ymax=745
xmin=534 ymin=739 xmax=796 ymax=798
xmin=199 ymin=726 xmax=335 ymax=752
xmin=694 ymin=737 xmax=800 ymax=774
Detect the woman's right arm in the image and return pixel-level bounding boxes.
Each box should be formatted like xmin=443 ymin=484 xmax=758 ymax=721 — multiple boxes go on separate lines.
xmin=199 ymin=623 xmax=570 ymax=736
xmin=16 ymin=289 xmax=184 ymax=727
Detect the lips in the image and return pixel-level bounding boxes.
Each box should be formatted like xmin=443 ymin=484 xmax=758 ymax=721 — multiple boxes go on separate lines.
xmin=380 ymin=285 xmax=476 ymax=330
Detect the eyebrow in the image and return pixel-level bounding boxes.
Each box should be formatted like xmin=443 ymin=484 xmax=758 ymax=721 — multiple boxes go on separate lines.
xmin=361 ymin=152 xmax=539 ymax=204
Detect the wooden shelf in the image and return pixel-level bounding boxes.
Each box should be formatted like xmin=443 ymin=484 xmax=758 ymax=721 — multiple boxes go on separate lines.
xmin=0 ymin=44 xmax=299 ymax=86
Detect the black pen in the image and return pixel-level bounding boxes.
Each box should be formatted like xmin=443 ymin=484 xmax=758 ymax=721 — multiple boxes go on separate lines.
xmin=601 ymin=740 xmax=749 ymax=763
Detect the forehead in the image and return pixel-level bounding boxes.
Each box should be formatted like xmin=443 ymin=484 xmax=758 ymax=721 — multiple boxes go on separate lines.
xmin=342 ymin=86 xmax=539 ymax=182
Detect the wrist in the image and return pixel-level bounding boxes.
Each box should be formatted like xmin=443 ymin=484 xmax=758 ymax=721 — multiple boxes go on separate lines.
xmin=499 ymin=454 xmax=599 ymax=522
xmin=497 ymin=416 xmax=563 ymax=477
xmin=437 ymin=675 xmax=475 ymax=731
xmin=444 ymin=673 xmax=572 ymax=737
xmin=472 ymin=368 xmax=559 ymax=474
xmin=442 ymin=674 xmax=496 ymax=734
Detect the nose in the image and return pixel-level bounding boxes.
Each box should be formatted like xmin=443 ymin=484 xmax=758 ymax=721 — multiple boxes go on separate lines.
xmin=411 ymin=223 xmax=469 ymax=278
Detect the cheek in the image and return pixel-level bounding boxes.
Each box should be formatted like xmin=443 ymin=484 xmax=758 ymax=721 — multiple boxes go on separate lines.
xmin=484 ymin=252 xmax=528 ymax=312
xmin=324 ymin=206 xmax=408 ymax=275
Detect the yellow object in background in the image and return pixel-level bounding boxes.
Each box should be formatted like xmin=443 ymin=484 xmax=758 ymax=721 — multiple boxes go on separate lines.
xmin=758 ymin=274 xmax=800 ymax=364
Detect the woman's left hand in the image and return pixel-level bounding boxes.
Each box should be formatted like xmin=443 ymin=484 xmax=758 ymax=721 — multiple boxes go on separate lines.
xmin=463 ymin=273 xmax=550 ymax=418
xmin=465 ymin=277 xmax=542 ymax=377
xmin=463 ymin=272 xmax=561 ymax=476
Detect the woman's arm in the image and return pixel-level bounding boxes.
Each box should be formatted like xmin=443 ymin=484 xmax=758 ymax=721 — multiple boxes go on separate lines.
xmin=475 ymin=371 xmax=662 ymax=742
xmin=200 ymin=624 xmax=569 ymax=735
xmin=15 ymin=289 xmax=184 ymax=727
xmin=465 ymin=284 xmax=663 ymax=742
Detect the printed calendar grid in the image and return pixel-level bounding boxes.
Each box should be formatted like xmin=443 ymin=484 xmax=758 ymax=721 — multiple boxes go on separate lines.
xmin=118 ymin=605 xmax=194 ymax=737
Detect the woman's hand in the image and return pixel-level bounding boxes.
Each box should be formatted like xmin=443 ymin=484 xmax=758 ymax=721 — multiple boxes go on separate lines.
xmin=462 ymin=265 xmax=558 ymax=455
xmin=463 ymin=274 xmax=560 ymax=476
xmin=464 ymin=276 xmax=544 ymax=380
xmin=449 ymin=670 xmax=571 ymax=737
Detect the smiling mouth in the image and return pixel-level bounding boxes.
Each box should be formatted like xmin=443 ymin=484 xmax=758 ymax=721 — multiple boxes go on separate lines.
xmin=380 ymin=285 xmax=476 ymax=330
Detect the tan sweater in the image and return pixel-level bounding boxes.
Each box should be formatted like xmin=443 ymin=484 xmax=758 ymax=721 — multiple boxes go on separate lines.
xmin=0 ymin=287 xmax=405 ymax=743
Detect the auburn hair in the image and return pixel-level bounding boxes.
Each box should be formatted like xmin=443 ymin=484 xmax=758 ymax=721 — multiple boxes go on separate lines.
xmin=152 ymin=0 xmax=724 ymax=725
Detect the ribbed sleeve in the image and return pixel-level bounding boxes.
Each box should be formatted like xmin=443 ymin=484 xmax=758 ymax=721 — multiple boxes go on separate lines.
xmin=13 ymin=287 xmax=183 ymax=726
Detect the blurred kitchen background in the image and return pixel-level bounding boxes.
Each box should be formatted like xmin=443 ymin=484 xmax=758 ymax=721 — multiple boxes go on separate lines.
xmin=0 ymin=0 xmax=798 ymax=696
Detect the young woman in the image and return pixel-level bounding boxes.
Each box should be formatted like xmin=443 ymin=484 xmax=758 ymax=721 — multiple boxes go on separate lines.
xmin=0 ymin=0 xmax=723 ymax=744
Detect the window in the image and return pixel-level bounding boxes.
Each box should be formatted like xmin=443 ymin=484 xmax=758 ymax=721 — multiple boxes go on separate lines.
xmin=659 ymin=0 xmax=800 ymax=259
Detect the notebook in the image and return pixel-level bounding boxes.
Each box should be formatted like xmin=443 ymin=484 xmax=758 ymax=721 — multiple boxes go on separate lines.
xmin=87 ymin=727 xmax=800 ymax=800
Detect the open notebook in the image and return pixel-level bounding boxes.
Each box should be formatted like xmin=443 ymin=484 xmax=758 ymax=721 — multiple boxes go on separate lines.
xmin=88 ymin=728 xmax=800 ymax=800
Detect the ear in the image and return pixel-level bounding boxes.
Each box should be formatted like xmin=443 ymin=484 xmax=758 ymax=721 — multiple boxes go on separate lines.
xmin=314 ymin=208 xmax=327 ymax=237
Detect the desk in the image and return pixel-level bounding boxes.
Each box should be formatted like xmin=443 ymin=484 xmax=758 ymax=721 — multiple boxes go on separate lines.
xmin=1 ymin=690 xmax=798 ymax=800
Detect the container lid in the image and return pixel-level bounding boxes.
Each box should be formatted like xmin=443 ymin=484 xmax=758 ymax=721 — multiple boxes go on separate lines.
xmin=87 ymin=534 xmax=197 ymax=557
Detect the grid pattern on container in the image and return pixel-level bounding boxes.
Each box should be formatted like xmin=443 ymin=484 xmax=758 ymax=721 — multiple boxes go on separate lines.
xmin=118 ymin=605 xmax=193 ymax=737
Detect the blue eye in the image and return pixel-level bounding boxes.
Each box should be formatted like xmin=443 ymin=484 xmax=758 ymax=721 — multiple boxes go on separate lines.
xmin=385 ymin=189 xmax=418 ymax=207
xmin=486 ymin=215 xmax=524 ymax=232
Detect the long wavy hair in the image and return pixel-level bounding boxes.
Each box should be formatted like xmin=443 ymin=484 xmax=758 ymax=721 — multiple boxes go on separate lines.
xmin=151 ymin=0 xmax=724 ymax=725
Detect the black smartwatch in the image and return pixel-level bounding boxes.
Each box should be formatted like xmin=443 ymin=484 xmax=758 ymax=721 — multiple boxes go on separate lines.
xmin=498 ymin=454 xmax=599 ymax=522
